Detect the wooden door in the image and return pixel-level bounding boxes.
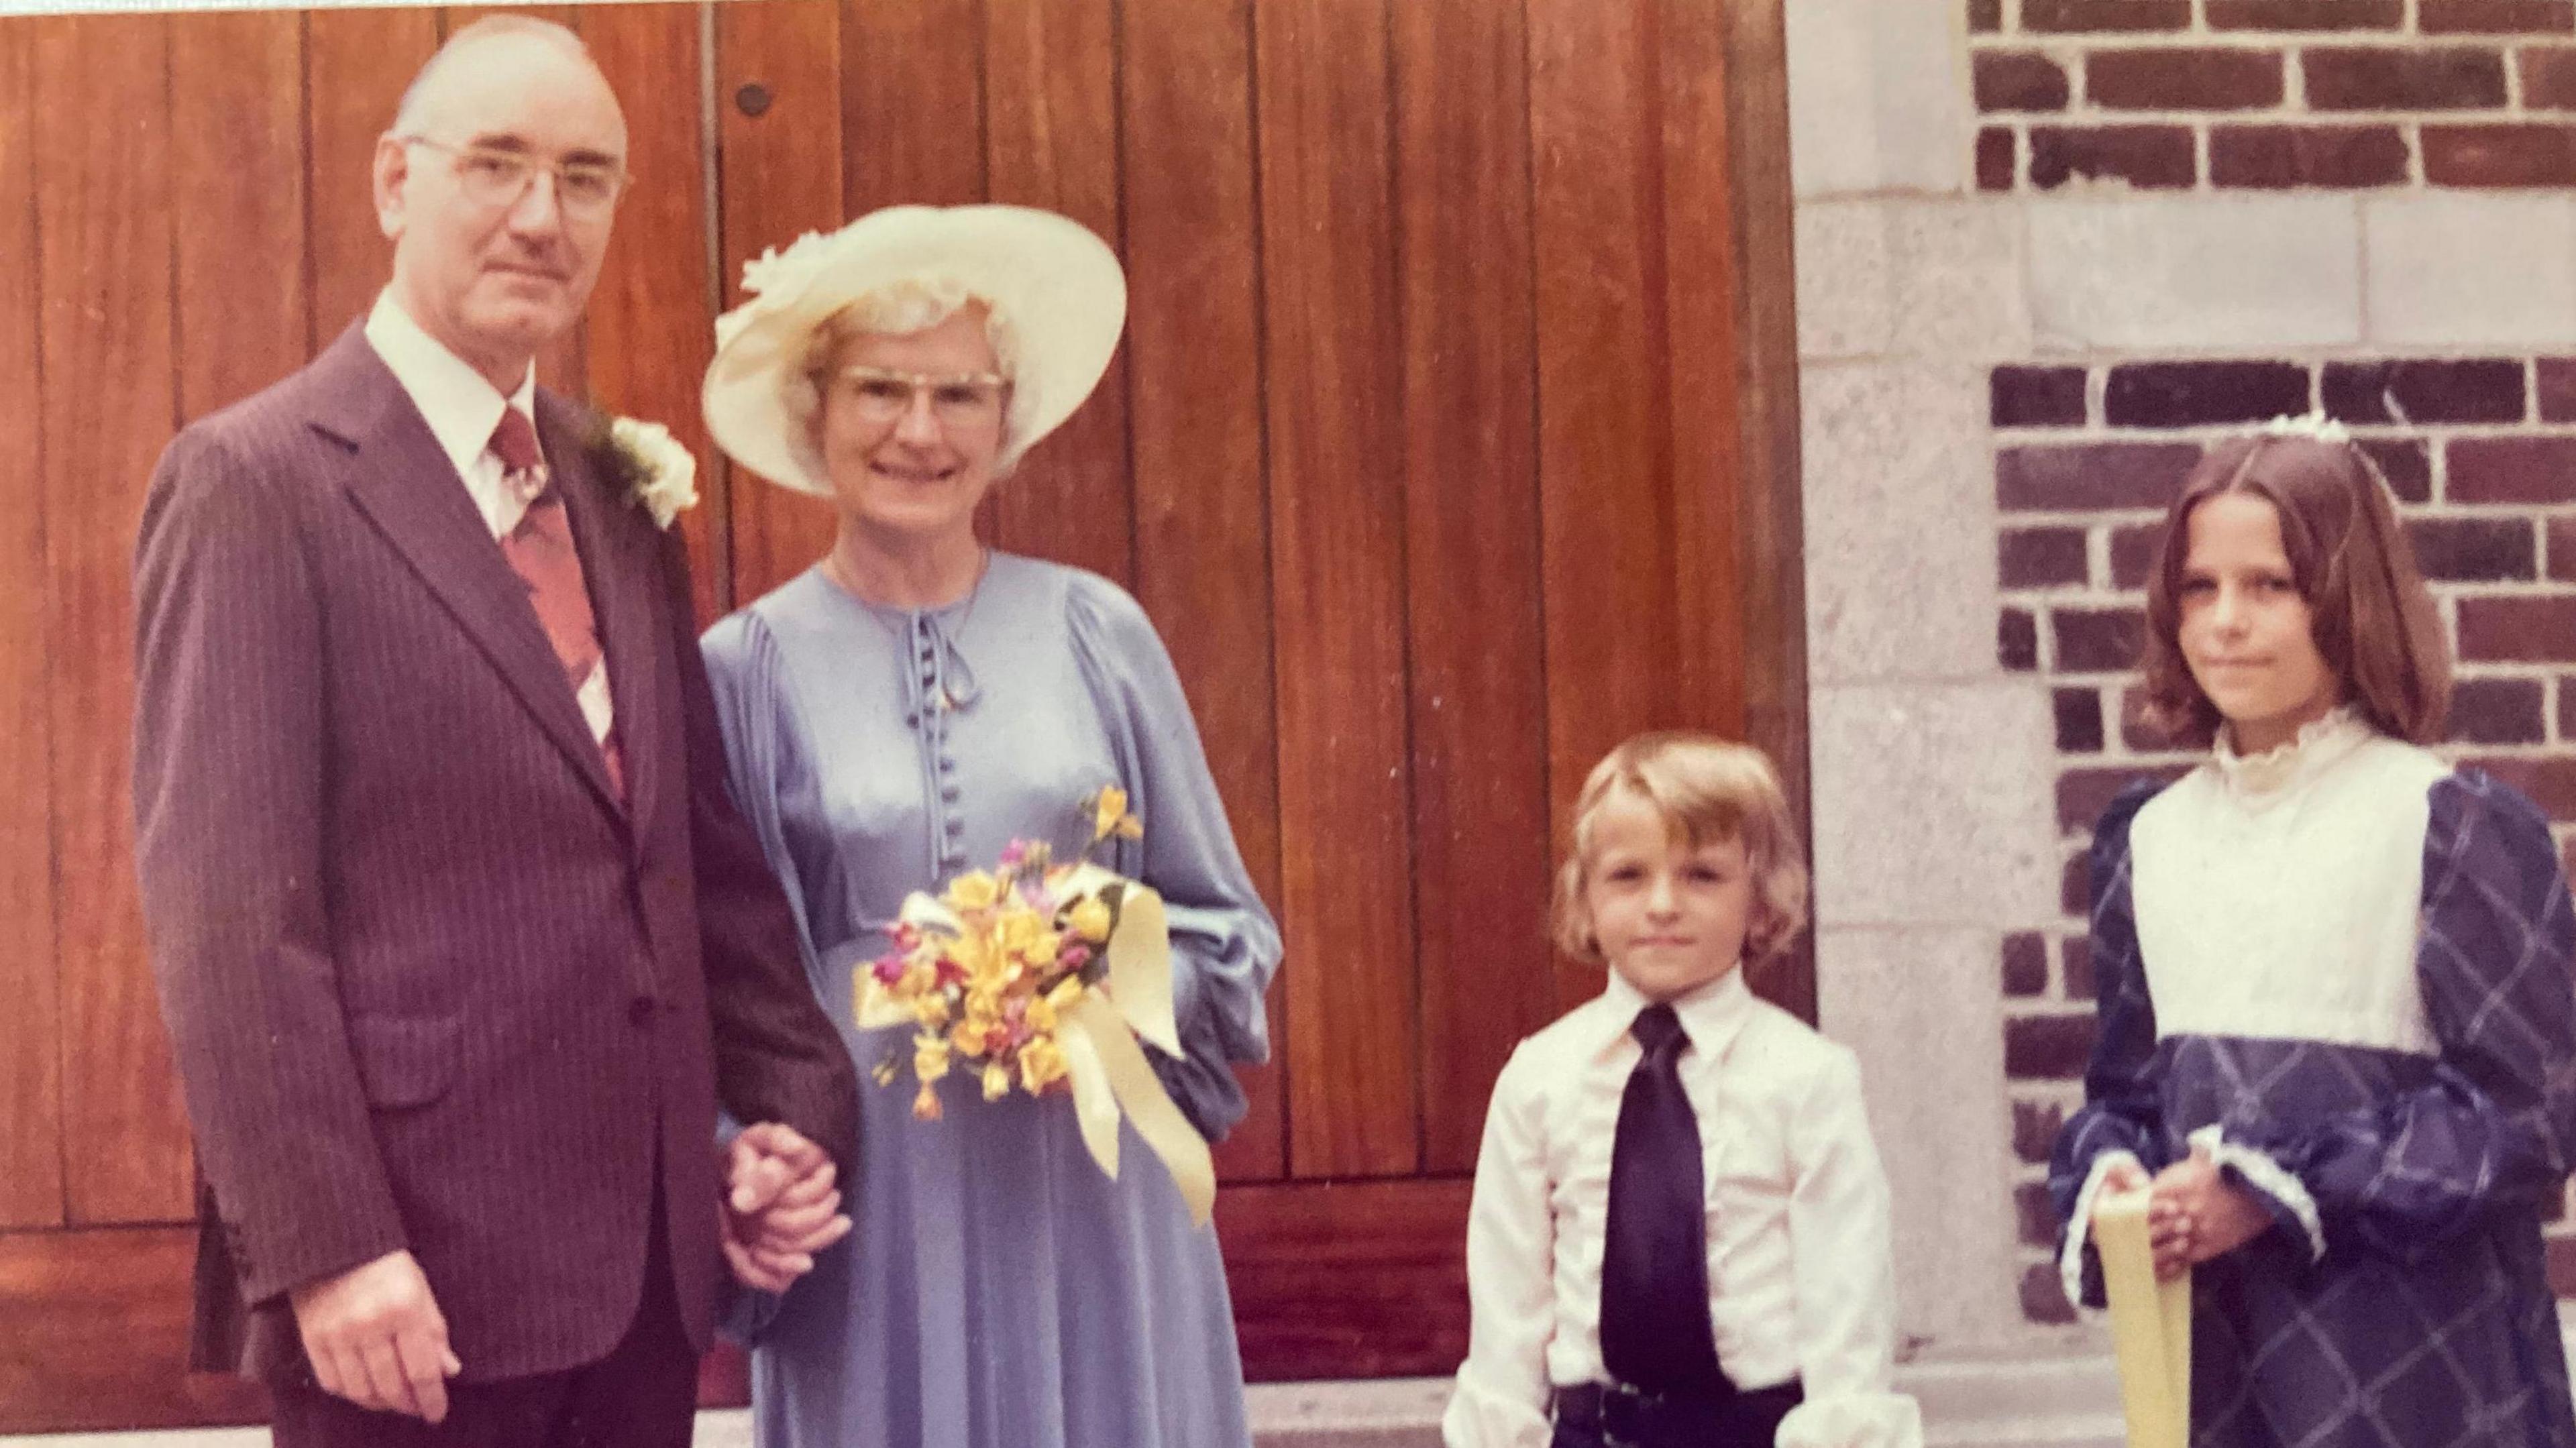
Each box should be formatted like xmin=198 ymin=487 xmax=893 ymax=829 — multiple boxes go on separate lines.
xmin=0 ymin=0 xmax=1802 ymax=1431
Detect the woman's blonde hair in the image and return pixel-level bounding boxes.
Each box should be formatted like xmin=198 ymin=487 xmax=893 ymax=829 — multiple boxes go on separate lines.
xmin=1550 ymin=731 xmax=1809 ymax=966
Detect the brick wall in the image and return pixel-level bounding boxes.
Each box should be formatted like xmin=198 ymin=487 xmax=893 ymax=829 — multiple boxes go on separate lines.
xmin=1972 ymin=0 xmax=2576 ymax=190
xmin=1992 ymin=353 xmax=2576 ymax=1319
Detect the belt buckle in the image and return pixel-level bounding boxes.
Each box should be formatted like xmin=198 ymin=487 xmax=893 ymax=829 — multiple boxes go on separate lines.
xmin=1599 ymin=1380 xmax=1660 ymax=1448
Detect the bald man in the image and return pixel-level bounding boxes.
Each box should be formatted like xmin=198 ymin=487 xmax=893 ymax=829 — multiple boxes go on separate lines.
xmin=131 ymin=19 xmax=859 ymax=1446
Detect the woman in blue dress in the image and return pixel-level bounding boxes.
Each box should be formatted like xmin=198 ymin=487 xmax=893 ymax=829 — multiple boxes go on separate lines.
xmin=2049 ymin=422 xmax=2576 ymax=1447
xmin=695 ymin=204 xmax=1282 ymax=1448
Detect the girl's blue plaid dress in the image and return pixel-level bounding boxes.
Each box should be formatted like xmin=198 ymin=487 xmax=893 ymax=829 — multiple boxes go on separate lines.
xmin=2051 ymin=710 xmax=2576 ymax=1448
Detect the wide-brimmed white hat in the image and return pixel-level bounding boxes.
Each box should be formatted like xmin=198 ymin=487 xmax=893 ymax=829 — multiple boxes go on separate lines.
xmin=702 ymin=204 xmax=1128 ymax=496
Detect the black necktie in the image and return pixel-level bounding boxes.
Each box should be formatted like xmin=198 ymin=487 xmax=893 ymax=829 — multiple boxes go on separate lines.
xmin=1600 ymin=1002 xmax=1731 ymax=1399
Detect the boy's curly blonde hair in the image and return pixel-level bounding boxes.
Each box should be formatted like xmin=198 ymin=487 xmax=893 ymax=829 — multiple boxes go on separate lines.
xmin=1550 ymin=732 xmax=1809 ymax=966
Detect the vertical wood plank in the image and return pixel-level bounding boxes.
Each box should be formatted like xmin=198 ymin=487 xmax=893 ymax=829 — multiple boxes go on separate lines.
xmin=37 ymin=13 xmax=193 ymax=1225
xmin=841 ymin=0 xmax=984 ymax=210
xmin=1120 ymin=0 xmax=1285 ymax=1181
xmin=1527 ymin=0 xmax=1682 ymax=1009
xmin=1715 ymin=0 xmax=1814 ymax=1021
xmin=0 ymin=15 xmax=66 ymax=1231
xmin=586 ymin=2 xmax=726 ymax=625
xmin=1393 ymin=0 xmax=1556 ymax=1172
xmin=306 ymin=7 xmax=439 ymax=347
xmin=1254 ymin=0 xmax=1419 ymax=1178
xmin=982 ymin=0 xmax=1132 ymax=588
xmin=715 ymin=0 xmax=843 ymax=602
xmin=172 ymin=10 xmax=310 ymax=423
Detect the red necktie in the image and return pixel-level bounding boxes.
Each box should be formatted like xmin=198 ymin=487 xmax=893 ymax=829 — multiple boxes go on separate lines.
xmin=489 ymin=408 xmax=625 ymax=803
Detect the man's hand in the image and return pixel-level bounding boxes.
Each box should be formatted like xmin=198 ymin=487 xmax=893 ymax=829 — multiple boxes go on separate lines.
xmin=720 ymin=1122 xmax=853 ymax=1292
xmin=288 ymin=1249 xmax=460 ymax=1423
xmin=2147 ymin=1148 xmax=2273 ymax=1280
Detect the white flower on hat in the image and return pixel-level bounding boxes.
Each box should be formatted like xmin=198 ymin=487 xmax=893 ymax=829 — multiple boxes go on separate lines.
xmin=741 ymin=231 xmax=834 ymax=299
xmin=606 ymin=416 xmax=699 ymax=529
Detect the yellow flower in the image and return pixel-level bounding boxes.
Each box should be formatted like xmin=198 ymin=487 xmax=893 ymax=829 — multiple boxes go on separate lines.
xmin=1089 ymin=787 xmax=1143 ymax=843
xmin=913 ymin=1082 xmax=943 ymax=1121
xmin=997 ymin=907 xmax=1049 ymax=959
xmin=945 ymin=870 xmax=1002 ymax=913
xmin=981 ymin=1061 xmax=1012 ymax=1101
xmin=1020 ymin=1037 xmax=1068 ymax=1093
xmin=951 ymin=1019 xmax=987 ymax=1057
xmin=916 ymin=993 xmax=952 ymax=1030
xmin=1067 ymin=895 xmax=1113 ymax=944
xmin=1026 ymin=994 xmax=1059 ymax=1034
xmin=1045 ymin=977 xmax=1087 ymax=1015
xmin=914 ymin=1034 xmax=951 ymax=1083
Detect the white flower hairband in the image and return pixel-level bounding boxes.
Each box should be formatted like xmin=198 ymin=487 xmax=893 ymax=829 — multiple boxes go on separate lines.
xmin=2256 ymin=410 xmax=2352 ymax=445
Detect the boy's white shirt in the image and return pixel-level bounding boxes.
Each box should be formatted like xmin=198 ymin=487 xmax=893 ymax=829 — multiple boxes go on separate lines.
xmin=1442 ymin=967 xmax=1921 ymax=1448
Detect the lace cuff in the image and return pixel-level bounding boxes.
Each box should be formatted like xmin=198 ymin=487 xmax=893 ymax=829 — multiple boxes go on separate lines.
xmin=2188 ymin=1123 xmax=2325 ymax=1263
xmin=2059 ymin=1148 xmax=2141 ymax=1311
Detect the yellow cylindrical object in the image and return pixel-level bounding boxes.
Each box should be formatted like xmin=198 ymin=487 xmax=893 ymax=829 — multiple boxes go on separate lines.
xmin=2093 ymin=1186 xmax=2192 ymax=1448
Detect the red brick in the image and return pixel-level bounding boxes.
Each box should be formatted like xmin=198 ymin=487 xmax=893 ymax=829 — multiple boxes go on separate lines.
xmin=2002 ymin=526 xmax=2091 ymax=588
xmin=2105 ymin=359 xmax=2310 ymax=427
xmin=2017 ymin=1182 xmax=2060 ymax=1245
xmin=2449 ymin=675 xmax=2548 ymax=744
xmin=1971 ymin=0 xmax=2004 ymax=30
xmin=1997 ymin=441 xmax=2201 ymax=511
xmin=2322 ymin=358 xmax=2524 ymax=423
xmin=2551 ymin=1231 xmax=2576 ymax=1297
xmin=2420 ymin=0 xmax=2574 ymax=34
xmin=2304 ymin=48 xmax=2509 ymax=110
xmin=2055 ymin=686 xmax=2107 ymax=752
xmin=2463 ymin=753 xmax=2576 ymax=816
xmin=2520 ymin=47 xmax=2576 ymax=107
xmin=2055 ymin=607 xmax=2148 ymax=673
xmin=2030 ymin=125 xmax=2198 ymax=189
xmin=2014 ymin=1099 xmax=2065 ymax=1164
xmin=2003 ymin=608 xmax=2040 ymax=671
xmin=2361 ymin=439 xmax=2434 ymax=502
xmin=2210 ymin=124 xmax=2411 ymax=187
xmin=2059 ymin=764 xmax=2146 ymax=830
xmin=2110 ymin=521 xmax=2165 ymax=588
xmin=2457 ymin=596 xmax=2576 ymax=663
xmin=1993 ymin=366 xmax=2089 ymax=426
xmin=2062 ymin=846 xmax=2090 ymax=915
xmin=2551 ymin=516 xmax=2576 ymax=580
xmin=2447 ymin=436 xmax=2576 ymax=503
xmin=1978 ymin=127 xmax=2020 ymax=190
xmin=2207 ymin=0 xmax=2402 ymax=26
xmin=2061 ymin=935 xmax=2096 ymax=999
xmin=2539 ymin=359 xmax=2576 ymax=420
xmin=2425 ymin=124 xmax=2576 ymax=185
xmin=2024 ymin=0 xmax=2190 ymax=29
xmin=2022 ymin=1263 xmax=2078 ymax=1324
xmin=1978 ymin=50 xmax=2072 ymax=111
xmin=2004 ymin=934 xmax=2051 ymax=998
xmin=2006 ymin=1012 xmax=2100 ymax=1079
xmin=2088 ymin=48 xmax=2285 ymax=110
xmin=2408 ymin=516 xmax=2538 ymax=581
xmin=2560 ymin=671 xmax=2576 ymax=735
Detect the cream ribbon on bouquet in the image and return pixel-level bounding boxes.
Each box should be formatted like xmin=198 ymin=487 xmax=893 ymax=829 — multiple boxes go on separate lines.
xmin=854 ymin=853 xmax=1218 ymax=1227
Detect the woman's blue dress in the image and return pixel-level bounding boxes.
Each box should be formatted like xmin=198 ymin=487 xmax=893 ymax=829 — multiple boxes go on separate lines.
xmin=702 ymin=553 xmax=1282 ymax=1448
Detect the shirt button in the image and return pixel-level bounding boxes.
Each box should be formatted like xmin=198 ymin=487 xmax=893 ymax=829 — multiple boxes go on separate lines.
xmin=945 ymin=818 xmax=965 ymax=835
xmin=941 ymin=785 xmax=961 ymax=803
xmin=904 ymin=714 xmax=918 ymax=729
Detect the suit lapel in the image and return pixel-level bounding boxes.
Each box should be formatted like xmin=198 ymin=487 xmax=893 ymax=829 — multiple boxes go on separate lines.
xmin=311 ymin=329 xmax=629 ymax=825
xmin=541 ymin=393 xmax=664 ymax=842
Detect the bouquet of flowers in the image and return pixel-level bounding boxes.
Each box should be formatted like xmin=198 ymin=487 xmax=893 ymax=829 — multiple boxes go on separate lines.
xmin=855 ymin=787 xmax=1217 ymax=1223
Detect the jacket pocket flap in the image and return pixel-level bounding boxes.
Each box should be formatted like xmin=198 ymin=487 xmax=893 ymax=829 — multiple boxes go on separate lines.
xmin=347 ymin=1013 xmax=460 ymax=1109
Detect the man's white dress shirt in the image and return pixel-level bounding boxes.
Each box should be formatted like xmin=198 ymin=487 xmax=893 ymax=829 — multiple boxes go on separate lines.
xmin=363 ymin=291 xmax=614 ymax=749
xmin=1443 ymin=968 xmax=1921 ymax=1448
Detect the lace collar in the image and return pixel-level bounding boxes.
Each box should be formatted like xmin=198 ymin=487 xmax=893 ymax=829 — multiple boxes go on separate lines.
xmin=2210 ymin=704 xmax=2371 ymax=803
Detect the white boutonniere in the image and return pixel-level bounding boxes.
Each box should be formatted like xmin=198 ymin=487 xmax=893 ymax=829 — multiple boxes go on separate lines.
xmin=596 ymin=416 xmax=699 ymax=529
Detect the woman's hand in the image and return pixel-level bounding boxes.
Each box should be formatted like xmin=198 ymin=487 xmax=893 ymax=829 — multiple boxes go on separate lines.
xmin=2147 ymin=1148 xmax=2271 ymax=1279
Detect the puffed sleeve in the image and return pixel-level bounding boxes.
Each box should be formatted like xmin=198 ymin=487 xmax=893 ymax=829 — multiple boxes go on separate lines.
xmin=698 ymin=607 xmax=828 ymax=1345
xmin=1772 ymin=1047 xmax=1923 ymax=1448
xmin=1442 ymin=1041 xmax=1557 ymax=1448
xmin=1067 ymin=571 xmax=1283 ymax=1141
xmin=2048 ymin=781 xmax=2174 ymax=1310
xmin=2235 ymin=770 xmax=2576 ymax=1261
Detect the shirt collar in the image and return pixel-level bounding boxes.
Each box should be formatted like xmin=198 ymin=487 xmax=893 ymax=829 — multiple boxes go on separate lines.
xmin=1586 ymin=965 xmax=1757 ymax=1062
xmin=363 ymin=288 xmax=537 ymax=484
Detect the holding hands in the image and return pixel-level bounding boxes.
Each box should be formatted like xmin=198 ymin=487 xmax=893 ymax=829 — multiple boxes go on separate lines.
xmin=721 ymin=1121 xmax=855 ymax=1292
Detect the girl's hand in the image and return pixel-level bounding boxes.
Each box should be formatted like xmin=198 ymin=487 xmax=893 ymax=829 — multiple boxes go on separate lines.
xmin=2147 ymin=1148 xmax=2271 ymax=1279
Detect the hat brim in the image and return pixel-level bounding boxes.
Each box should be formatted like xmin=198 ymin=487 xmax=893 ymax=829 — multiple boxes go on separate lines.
xmin=703 ymin=205 xmax=1128 ymax=497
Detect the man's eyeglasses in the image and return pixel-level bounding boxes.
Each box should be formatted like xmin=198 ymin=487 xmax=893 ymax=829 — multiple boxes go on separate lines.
xmin=402 ymin=137 xmax=627 ymax=219
xmin=832 ymin=366 xmax=1009 ymax=428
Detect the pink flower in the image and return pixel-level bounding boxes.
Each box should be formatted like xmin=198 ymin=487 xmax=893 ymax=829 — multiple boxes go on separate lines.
xmin=871 ymin=954 xmax=908 ymax=985
xmin=998 ymin=840 xmax=1030 ymax=868
xmin=935 ymin=956 xmax=969 ymax=988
